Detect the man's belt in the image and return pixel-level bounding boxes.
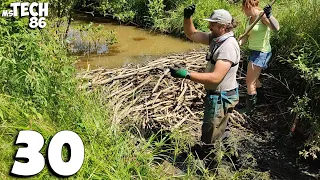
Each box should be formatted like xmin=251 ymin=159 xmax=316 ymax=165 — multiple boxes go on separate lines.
xmin=206 ymin=88 xmax=237 ymax=96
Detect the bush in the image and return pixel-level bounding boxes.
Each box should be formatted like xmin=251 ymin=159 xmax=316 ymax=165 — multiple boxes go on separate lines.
xmin=0 ymin=3 xmax=162 ymax=179
xmin=271 ymin=0 xmax=320 ymax=159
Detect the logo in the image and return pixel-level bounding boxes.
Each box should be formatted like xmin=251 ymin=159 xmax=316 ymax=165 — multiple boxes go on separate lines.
xmin=1 ymin=2 xmax=49 ymax=29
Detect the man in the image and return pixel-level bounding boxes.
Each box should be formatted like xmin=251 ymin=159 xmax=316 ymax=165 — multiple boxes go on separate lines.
xmin=170 ymin=5 xmax=240 ymax=144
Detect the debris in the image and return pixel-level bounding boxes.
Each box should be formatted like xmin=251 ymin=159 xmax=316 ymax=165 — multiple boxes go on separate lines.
xmin=77 ymin=49 xmax=248 ymax=137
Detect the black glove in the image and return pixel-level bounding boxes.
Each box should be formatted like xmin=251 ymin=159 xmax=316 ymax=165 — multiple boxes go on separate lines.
xmin=263 ymin=4 xmax=272 ymax=18
xmin=184 ymin=4 xmax=195 ymax=19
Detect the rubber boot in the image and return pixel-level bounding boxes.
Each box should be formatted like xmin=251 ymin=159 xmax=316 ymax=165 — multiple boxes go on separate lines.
xmin=238 ymin=94 xmax=257 ymax=115
xmin=256 ymin=87 xmax=264 ymax=103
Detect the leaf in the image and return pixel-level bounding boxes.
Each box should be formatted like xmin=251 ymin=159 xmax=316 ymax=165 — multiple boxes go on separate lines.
xmin=0 ymin=110 xmax=4 ymax=120
xmin=30 ymin=107 xmax=43 ymax=120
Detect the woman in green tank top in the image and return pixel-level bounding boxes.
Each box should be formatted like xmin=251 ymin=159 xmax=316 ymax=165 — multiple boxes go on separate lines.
xmin=238 ymin=0 xmax=280 ymax=114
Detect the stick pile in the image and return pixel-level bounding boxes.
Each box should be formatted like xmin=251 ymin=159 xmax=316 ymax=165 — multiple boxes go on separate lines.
xmin=77 ymin=49 xmax=247 ymax=137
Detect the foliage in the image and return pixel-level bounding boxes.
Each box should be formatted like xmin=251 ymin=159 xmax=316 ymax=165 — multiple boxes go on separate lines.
xmin=94 ymin=0 xmax=137 ymax=22
xmin=287 ymin=35 xmax=320 ymax=159
xmin=0 ymin=0 xmax=320 ymax=179
xmin=146 ymin=0 xmax=166 ymax=31
xmin=66 ymin=22 xmax=117 ymax=54
xmin=49 ymin=0 xmax=80 ymax=18
xmin=76 ymin=0 xmax=320 ymax=159
xmin=87 ymin=0 xmax=245 ymax=36
xmin=0 ymin=2 xmax=158 ymax=179
xmin=0 ymin=22 xmax=75 ymax=121
xmin=274 ymin=0 xmax=320 ymax=159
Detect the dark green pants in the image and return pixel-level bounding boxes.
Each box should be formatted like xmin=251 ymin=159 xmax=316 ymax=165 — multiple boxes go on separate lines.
xmin=201 ymin=88 xmax=239 ymax=144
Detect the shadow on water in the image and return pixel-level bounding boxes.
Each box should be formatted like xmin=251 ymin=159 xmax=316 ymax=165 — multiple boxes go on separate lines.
xmin=132 ymin=37 xmax=147 ymax=41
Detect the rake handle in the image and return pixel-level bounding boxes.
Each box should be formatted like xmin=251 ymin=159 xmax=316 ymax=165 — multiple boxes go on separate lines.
xmin=238 ymin=0 xmax=277 ymax=41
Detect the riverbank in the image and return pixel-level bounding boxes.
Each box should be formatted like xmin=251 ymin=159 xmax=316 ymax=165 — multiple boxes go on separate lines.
xmin=72 ymin=0 xmax=320 ymax=175
xmin=0 ymin=0 xmax=318 ymax=179
xmin=78 ymin=49 xmax=319 ymax=179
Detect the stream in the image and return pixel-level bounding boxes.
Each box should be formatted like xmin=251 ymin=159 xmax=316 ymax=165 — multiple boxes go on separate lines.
xmin=70 ymin=14 xmax=202 ymax=70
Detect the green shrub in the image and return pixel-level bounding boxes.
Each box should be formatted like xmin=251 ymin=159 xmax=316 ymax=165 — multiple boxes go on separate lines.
xmin=0 ymin=3 xmax=163 ymax=179
xmin=273 ymin=0 xmax=320 ymax=159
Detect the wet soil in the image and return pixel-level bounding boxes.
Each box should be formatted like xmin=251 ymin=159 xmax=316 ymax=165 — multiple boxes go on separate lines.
xmin=237 ymin=76 xmax=320 ymax=180
xmin=144 ymin=70 xmax=320 ymax=180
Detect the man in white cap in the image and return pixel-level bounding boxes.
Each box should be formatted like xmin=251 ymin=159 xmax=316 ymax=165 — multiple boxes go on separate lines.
xmin=170 ymin=5 xmax=240 ymax=144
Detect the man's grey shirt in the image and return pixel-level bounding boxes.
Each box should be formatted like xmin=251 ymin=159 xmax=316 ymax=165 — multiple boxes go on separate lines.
xmin=205 ymin=32 xmax=240 ymax=91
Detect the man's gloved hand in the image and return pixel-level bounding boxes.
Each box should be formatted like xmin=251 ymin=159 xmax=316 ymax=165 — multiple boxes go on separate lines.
xmin=263 ymin=4 xmax=272 ymax=18
xmin=184 ymin=4 xmax=195 ymax=19
xmin=170 ymin=68 xmax=189 ymax=79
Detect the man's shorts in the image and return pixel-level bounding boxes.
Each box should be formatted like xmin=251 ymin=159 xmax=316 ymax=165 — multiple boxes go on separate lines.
xmin=249 ymin=50 xmax=272 ymax=69
xmin=201 ymin=88 xmax=239 ymax=144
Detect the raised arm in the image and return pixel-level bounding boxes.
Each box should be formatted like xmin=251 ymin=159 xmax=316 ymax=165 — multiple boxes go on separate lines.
xmin=261 ymin=4 xmax=280 ymax=31
xmin=183 ymin=5 xmax=210 ymax=45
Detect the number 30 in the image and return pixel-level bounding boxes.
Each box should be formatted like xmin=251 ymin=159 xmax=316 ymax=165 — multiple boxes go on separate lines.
xmin=11 ymin=130 xmax=84 ymax=177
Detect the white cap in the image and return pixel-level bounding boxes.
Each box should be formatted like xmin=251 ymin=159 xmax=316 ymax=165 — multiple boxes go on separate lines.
xmin=203 ymin=9 xmax=233 ymax=24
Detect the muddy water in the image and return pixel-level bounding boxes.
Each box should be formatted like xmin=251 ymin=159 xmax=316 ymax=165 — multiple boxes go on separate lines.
xmin=73 ymin=18 xmax=202 ymax=70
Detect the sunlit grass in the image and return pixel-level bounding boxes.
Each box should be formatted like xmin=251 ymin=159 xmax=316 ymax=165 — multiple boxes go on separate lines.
xmin=0 ymin=0 xmax=319 ymax=179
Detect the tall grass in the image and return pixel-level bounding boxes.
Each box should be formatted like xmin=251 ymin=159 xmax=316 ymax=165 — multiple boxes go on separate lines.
xmin=0 ymin=0 xmax=319 ymax=179
xmin=0 ymin=13 xmax=164 ymax=179
xmin=269 ymin=0 xmax=320 ymax=159
xmin=0 ymin=3 xmax=258 ymax=179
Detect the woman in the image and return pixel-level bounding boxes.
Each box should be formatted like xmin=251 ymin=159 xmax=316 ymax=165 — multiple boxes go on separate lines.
xmin=238 ymin=0 xmax=280 ymax=114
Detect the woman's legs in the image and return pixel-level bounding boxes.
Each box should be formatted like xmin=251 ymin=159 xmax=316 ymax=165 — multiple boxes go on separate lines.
xmin=256 ymin=79 xmax=262 ymax=89
xmin=239 ymin=50 xmax=271 ymax=114
xmin=238 ymin=62 xmax=262 ymax=114
xmin=246 ymin=61 xmax=262 ymax=95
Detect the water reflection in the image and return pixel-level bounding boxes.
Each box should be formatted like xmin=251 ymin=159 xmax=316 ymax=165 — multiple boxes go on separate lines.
xmin=66 ymin=29 xmax=109 ymax=55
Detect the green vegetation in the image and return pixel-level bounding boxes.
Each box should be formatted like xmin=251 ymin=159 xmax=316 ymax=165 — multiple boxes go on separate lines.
xmin=0 ymin=0 xmax=319 ymax=179
xmin=0 ymin=5 xmax=166 ymax=179
xmin=66 ymin=22 xmax=117 ymax=54
xmin=272 ymin=0 xmax=320 ymax=159
xmin=88 ymin=0 xmax=320 ymax=160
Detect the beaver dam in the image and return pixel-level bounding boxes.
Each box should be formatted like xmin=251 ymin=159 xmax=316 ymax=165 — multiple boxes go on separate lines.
xmin=77 ymin=49 xmax=320 ymax=179
xmin=77 ymin=49 xmax=248 ymax=136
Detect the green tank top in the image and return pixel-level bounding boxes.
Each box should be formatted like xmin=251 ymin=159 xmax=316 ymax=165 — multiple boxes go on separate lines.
xmin=246 ymin=17 xmax=271 ymax=52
